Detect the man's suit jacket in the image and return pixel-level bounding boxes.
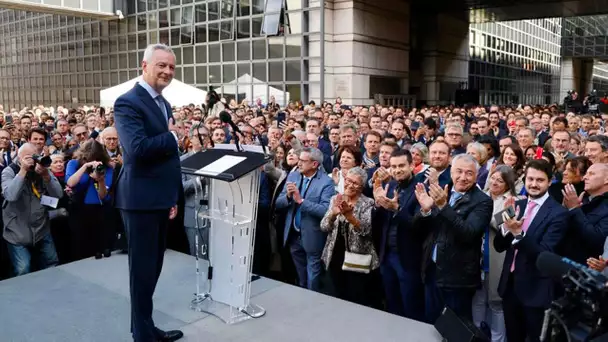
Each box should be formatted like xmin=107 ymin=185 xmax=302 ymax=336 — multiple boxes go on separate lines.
xmin=415 ymin=185 xmax=492 ymax=289
xmin=113 ymin=83 xmax=182 ymax=211
xmin=317 ymin=138 xmax=332 ymax=159
xmin=275 ymin=171 xmax=335 ymax=254
xmin=375 ymin=178 xmax=424 ymax=271
xmin=560 ymin=192 xmax=608 ymax=264
xmin=414 ymin=166 xmax=452 ymax=188
xmin=538 ymin=131 xmax=550 ymax=147
xmin=494 ymin=196 xmax=568 ymax=308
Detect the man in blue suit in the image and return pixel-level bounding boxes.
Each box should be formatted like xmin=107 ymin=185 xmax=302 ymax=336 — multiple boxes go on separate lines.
xmin=275 ymin=147 xmax=335 ymax=291
xmin=113 ymin=44 xmax=184 ymax=342
xmin=495 ymin=159 xmax=568 ymax=342
xmin=373 ymin=149 xmax=425 ymax=320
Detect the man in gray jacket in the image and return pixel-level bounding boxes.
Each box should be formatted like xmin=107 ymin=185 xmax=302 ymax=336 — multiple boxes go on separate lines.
xmin=2 ymin=143 xmax=63 ymax=276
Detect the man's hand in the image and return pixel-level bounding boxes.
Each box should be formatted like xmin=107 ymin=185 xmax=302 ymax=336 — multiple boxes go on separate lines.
xmin=35 ymin=164 xmax=50 ymax=180
xmin=292 ymin=187 xmax=303 ymax=204
xmin=169 ymin=205 xmax=178 ymax=220
xmin=286 ymin=182 xmax=296 ymax=199
xmin=415 ymin=183 xmax=434 ymax=213
xmin=168 ymin=117 xmax=177 ymax=132
xmin=503 ymin=205 xmax=523 ymax=235
xmin=562 ymin=183 xmax=584 ymax=209
xmin=587 ymin=256 xmax=607 ymax=272
xmin=424 ymin=167 xmax=439 ymax=185
xmin=373 ymin=167 xmax=391 ymax=184
xmin=429 ymin=183 xmax=449 ymax=209
xmin=19 ymin=155 xmax=34 ymax=174
xmin=383 ymin=189 xmax=399 ymax=212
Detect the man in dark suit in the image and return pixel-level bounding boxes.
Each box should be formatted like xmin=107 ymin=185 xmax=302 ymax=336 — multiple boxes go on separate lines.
xmin=414 ymin=153 xmax=493 ymax=324
xmin=495 ymin=159 xmax=568 ymax=342
xmin=275 ymin=147 xmax=335 ymax=291
xmin=560 ymin=162 xmax=608 ymax=264
xmin=414 ymin=140 xmax=452 ymax=188
xmin=113 ymin=44 xmax=184 ymax=342
xmin=373 ymin=149 xmax=424 ymax=320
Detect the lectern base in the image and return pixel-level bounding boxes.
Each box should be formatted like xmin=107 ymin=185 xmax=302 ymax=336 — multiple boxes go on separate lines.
xmin=190 ymin=293 xmax=266 ymax=324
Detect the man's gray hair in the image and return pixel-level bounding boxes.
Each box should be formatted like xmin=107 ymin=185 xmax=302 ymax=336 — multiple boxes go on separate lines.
xmin=347 ymin=167 xmax=368 ymax=185
xmin=143 ymin=44 xmax=174 ymax=62
xmin=340 ymin=122 xmax=358 ymax=133
xmin=520 ymin=126 xmax=536 ymax=137
xmin=18 ymin=143 xmax=36 ymax=157
xmin=301 ymin=147 xmax=324 ymax=166
xmin=445 ymin=123 xmax=464 ymax=135
xmin=452 ymin=153 xmax=480 ymax=171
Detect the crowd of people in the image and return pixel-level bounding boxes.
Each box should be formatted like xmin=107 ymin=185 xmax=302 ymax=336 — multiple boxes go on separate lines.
xmin=1 ymin=97 xmax=608 ymax=342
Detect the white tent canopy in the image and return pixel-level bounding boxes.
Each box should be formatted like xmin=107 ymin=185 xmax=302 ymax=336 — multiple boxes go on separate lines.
xmin=99 ymin=76 xmax=207 ymax=108
xmin=217 ymin=74 xmax=290 ymax=106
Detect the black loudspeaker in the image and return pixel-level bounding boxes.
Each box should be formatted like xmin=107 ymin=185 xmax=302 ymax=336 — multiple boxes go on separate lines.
xmin=455 ymin=89 xmax=480 ymax=107
xmin=434 ymin=306 xmax=489 ymax=342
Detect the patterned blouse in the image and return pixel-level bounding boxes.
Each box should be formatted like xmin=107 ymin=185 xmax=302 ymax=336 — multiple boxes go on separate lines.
xmin=320 ymin=194 xmax=379 ymax=271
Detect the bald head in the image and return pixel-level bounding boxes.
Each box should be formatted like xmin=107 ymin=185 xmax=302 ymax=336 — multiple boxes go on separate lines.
xmin=102 ymin=126 xmax=119 ymax=151
xmin=18 ymin=143 xmax=36 ymax=158
xmin=583 ymin=163 xmax=608 ymax=197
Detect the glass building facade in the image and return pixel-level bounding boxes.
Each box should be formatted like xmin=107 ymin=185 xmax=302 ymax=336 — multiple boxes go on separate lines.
xmin=0 ymin=0 xmax=320 ymax=109
xmin=468 ymin=18 xmax=562 ymax=105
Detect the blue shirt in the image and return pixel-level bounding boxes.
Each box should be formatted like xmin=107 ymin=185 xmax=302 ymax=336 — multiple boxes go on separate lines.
xmin=65 ymin=159 xmax=114 ymax=205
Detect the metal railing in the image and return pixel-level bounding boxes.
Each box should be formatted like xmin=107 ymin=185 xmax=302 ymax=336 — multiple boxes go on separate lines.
xmin=373 ymin=94 xmax=416 ymax=108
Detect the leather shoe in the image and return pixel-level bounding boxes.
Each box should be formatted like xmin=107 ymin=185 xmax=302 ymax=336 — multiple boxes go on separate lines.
xmin=156 ymin=329 xmax=183 ymax=342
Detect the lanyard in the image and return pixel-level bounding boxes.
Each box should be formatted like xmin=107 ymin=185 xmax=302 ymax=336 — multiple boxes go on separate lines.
xmin=31 ymin=182 xmax=41 ymax=199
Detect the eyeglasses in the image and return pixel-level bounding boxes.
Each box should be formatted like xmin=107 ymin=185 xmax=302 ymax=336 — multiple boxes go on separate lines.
xmin=105 ymin=137 xmax=118 ymax=141
xmin=75 ymin=132 xmax=87 ymax=137
xmin=344 ymin=178 xmax=362 ymax=188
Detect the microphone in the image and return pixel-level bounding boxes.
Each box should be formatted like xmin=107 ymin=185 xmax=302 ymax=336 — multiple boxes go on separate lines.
xmin=536 ymin=251 xmax=607 ymax=284
xmin=219 ymin=111 xmax=241 ymax=135
xmin=219 ymin=111 xmax=242 ymax=152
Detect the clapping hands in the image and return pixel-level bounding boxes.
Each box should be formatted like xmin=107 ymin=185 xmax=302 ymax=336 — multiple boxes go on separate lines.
xmin=562 ymin=183 xmax=584 ymax=209
xmin=373 ymin=183 xmax=399 ymax=211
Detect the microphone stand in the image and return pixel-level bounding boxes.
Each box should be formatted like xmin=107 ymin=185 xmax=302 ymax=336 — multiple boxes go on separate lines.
xmin=232 ymin=128 xmax=243 ymax=153
xmin=256 ymin=133 xmax=270 ymax=160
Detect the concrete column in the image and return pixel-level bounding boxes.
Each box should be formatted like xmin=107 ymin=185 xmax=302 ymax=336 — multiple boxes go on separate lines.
xmin=560 ymin=57 xmax=594 ymax=100
xmin=309 ymin=0 xmax=410 ymax=105
xmin=418 ymin=13 xmax=469 ymax=105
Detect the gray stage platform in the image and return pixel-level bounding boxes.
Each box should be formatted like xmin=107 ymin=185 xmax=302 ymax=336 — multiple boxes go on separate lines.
xmin=0 ymin=250 xmax=442 ymax=342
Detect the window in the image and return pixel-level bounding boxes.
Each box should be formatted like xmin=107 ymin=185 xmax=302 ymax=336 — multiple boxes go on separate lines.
xmin=262 ymin=0 xmax=284 ymax=36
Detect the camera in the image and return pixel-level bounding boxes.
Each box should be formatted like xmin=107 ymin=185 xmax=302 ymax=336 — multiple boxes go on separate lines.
xmin=537 ymin=253 xmax=608 ymax=341
xmin=86 ymin=164 xmax=106 ymax=174
xmin=32 ymin=154 xmax=51 ymax=168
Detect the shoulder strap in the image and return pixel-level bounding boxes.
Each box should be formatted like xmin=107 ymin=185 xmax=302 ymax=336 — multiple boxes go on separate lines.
xmin=9 ymin=162 xmax=19 ymax=175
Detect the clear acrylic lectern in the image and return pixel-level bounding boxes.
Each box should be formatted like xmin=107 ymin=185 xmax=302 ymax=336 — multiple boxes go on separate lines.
xmin=180 ymin=147 xmax=270 ymax=324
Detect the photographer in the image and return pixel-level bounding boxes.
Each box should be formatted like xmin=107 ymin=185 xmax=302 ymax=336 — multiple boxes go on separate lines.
xmin=2 ymin=143 xmax=63 ymax=276
xmin=65 ymin=139 xmax=115 ymax=261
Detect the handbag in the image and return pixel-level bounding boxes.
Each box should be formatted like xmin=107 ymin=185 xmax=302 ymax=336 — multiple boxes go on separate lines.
xmin=340 ymin=220 xmax=372 ymax=274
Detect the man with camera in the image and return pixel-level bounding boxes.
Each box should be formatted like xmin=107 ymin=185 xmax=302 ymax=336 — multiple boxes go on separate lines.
xmin=1 ymin=143 xmax=63 ymax=276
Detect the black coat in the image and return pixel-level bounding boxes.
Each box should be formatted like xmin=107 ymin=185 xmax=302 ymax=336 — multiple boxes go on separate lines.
xmin=559 ymin=192 xmax=608 ymax=264
xmin=494 ymin=197 xmax=567 ymax=308
xmin=414 ymin=185 xmax=493 ymax=289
